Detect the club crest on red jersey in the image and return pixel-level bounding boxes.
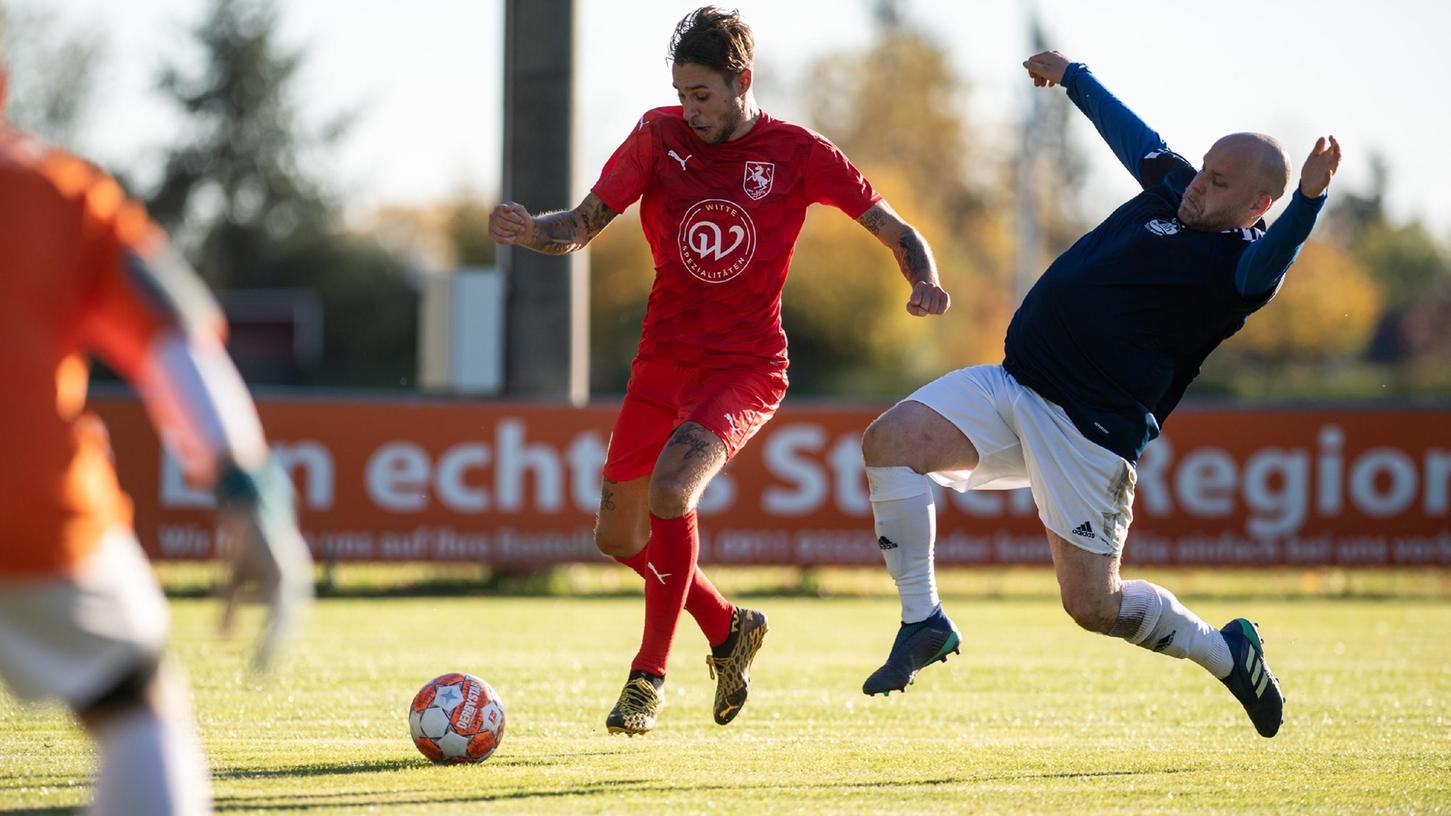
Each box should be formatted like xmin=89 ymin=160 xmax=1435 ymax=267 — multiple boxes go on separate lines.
xmin=743 ymin=161 xmax=774 ymax=200
xmin=678 ymin=198 xmax=757 ymax=284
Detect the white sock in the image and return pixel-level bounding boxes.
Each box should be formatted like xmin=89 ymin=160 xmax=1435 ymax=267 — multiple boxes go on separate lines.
xmin=866 ymin=465 xmax=938 ymax=623
xmin=1109 ymin=579 xmax=1233 ymax=679
xmin=93 ymin=707 xmax=212 ymax=816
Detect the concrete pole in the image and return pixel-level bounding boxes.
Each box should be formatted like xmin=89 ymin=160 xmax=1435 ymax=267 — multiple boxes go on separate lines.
xmin=501 ymin=0 xmax=589 ymax=403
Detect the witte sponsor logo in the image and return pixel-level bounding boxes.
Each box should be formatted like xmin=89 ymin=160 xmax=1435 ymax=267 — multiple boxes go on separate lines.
xmin=678 ymin=198 xmax=757 ymax=283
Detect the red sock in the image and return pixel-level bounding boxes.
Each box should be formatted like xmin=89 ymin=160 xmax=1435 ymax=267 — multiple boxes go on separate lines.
xmin=629 ymin=512 xmax=701 ymax=676
xmin=617 ymin=546 xmax=733 ymax=648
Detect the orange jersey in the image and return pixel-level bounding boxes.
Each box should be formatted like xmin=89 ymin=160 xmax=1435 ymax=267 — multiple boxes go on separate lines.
xmin=0 ymin=126 xmax=223 ymax=576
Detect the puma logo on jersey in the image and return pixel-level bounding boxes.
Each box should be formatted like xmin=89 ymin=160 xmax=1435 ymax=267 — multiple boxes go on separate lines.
xmin=647 ymin=561 xmax=673 ymax=584
xmin=668 ymin=149 xmax=693 ymax=172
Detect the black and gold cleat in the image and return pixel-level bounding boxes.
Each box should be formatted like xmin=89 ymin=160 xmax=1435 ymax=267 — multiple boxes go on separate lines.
xmin=706 ymin=607 xmax=768 ymax=725
xmin=606 ymin=671 xmax=664 ymax=736
xmin=862 ymin=604 xmax=961 ymax=696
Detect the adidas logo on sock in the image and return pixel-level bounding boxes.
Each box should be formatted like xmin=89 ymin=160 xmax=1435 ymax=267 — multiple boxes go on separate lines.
xmin=1071 ymin=521 xmax=1096 ymax=540
xmin=877 ymin=536 xmax=899 ymax=551
xmin=1153 ymin=632 xmax=1175 ymax=653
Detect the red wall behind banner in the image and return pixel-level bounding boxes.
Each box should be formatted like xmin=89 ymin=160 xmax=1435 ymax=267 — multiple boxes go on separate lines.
xmin=90 ymin=396 xmax=1451 ymax=567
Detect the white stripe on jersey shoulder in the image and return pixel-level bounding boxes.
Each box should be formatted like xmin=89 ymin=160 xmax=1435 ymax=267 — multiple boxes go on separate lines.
xmin=1220 ymin=226 xmax=1264 ymax=242
xmin=138 ymin=332 xmax=268 ymax=483
xmin=1144 ymin=149 xmax=1170 ymax=160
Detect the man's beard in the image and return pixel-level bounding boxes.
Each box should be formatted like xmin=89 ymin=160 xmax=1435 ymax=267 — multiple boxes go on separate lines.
xmin=1178 ymin=199 xmax=1225 ymax=232
xmin=702 ymin=107 xmax=743 ymax=145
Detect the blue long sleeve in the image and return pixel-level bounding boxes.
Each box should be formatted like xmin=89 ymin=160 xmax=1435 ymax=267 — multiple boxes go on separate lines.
xmin=1235 ymin=189 xmax=1327 ymax=298
xmin=1063 ymin=63 xmax=1166 ymax=186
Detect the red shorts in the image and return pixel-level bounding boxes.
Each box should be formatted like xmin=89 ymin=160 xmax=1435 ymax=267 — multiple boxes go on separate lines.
xmin=601 ymin=357 xmax=789 ymax=483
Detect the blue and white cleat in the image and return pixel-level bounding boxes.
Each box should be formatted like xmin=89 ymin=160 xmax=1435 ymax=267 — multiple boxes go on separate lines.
xmin=1219 ymin=618 xmax=1283 ymax=738
xmin=862 ymin=604 xmax=961 ymax=696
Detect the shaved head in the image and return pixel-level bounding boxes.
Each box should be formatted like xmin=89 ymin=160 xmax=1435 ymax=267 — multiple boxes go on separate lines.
xmin=1180 ymin=131 xmax=1292 ymax=231
xmin=1214 ymin=132 xmax=1291 ymax=200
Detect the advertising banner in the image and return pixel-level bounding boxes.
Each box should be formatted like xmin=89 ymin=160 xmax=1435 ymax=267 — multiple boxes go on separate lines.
xmin=91 ymin=396 xmax=1451 ymax=567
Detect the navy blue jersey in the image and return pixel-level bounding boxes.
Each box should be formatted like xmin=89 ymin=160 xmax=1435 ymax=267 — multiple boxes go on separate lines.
xmin=1003 ymin=64 xmax=1325 ymax=464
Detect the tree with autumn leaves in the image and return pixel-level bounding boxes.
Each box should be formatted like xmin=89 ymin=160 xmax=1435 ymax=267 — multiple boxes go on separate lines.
xmin=591 ymin=11 xmax=1440 ymax=402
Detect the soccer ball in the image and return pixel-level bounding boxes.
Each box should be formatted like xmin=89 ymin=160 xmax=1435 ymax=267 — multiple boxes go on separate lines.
xmin=408 ymin=672 xmax=505 ymax=764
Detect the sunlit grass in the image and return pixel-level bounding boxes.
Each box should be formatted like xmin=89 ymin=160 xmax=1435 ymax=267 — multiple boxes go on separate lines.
xmin=3 ymin=583 xmax=1447 ymax=814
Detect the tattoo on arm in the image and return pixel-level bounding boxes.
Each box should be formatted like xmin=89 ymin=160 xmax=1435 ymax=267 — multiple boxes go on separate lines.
xmin=856 ymin=205 xmax=887 ymax=236
xmin=600 ymin=480 xmax=617 ymax=512
xmin=895 ymin=229 xmax=937 ymax=285
xmin=526 ymin=195 xmax=618 ymax=255
xmin=857 ymin=203 xmax=939 ymax=286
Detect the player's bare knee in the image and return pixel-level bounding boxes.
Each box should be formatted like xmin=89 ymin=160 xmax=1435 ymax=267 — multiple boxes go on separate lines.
xmin=861 ymin=413 xmax=909 ymax=468
xmin=1061 ymin=592 xmax=1116 ymax=634
xmin=646 ymin=478 xmax=693 ymax=519
xmin=593 ymin=524 xmax=645 ymax=559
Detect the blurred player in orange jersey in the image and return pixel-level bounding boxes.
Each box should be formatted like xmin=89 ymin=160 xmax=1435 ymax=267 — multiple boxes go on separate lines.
xmin=0 ymin=40 xmax=312 ymax=816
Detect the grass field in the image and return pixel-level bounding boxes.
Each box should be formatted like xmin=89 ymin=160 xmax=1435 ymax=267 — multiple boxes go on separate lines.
xmin=2 ymin=574 xmax=1448 ymax=814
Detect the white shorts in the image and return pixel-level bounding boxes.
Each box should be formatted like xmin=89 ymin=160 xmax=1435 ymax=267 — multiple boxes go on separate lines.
xmin=904 ymin=364 xmax=1137 ymax=556
xmin=0 ymin=529 xmax=170 ymax=706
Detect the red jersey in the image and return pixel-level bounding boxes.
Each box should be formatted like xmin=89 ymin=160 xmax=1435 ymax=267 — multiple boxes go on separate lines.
xmin=591 ymin=107 xmax=881 ymax=370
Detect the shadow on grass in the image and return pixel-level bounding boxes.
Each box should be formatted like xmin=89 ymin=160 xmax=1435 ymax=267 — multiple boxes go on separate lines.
xmin=212 ymin=758 xmax=419 ymax=780
xmin=0 ymin=808 xmax=82 ymax=815
xmin=212 ymin=749 xmax=623 ymax=782
xmin=0 ymin=780 xmax=77 ymax=792
xmin=213 ymin=778 xmax=651 ymax=811
xmin=212 ymin=768 xmax=1201 ymax=811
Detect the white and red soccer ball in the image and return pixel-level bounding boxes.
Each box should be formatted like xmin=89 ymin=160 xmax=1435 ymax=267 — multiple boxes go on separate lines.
xmin=409 ymin=672 xmax=505 ymax=763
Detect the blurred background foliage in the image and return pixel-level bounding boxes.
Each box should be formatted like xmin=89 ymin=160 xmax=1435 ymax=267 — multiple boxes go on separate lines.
xmin=4 ymin=0 xmax=1447 ymax=400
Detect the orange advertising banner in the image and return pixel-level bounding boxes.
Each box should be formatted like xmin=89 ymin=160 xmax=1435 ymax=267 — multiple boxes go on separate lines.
xmin=90 ymin=395 xmax=1451 ymax=567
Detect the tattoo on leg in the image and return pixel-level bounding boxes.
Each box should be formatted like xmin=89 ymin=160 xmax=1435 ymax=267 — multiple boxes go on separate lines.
xmin=666 ymin=430 xmax=715 ymax=462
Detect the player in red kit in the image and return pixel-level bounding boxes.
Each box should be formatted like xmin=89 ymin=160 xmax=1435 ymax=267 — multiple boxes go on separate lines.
xmin=489 ymin=6 xmax=950 ymax=735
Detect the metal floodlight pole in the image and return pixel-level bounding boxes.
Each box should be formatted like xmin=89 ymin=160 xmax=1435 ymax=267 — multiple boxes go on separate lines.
xmin=501 ymin=0 xmax=589 ymax=404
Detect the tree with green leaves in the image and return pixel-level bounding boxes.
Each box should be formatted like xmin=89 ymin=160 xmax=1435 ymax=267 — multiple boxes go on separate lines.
xmin=148 ymin=0 xmax=417 ymax=388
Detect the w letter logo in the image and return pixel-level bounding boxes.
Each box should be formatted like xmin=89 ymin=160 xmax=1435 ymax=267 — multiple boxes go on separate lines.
xmin=677 ymin=198 xmax=757 ymax=284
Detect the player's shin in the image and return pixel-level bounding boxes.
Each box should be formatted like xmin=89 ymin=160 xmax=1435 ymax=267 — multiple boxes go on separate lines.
xmin=866 ymin=466 xmax=939 ymax=623
xmin=1109 ymin=579 xmax=1233 ymax=678
xmin=92 ymin=701 xmax=211 ymax=816
xmin=631 ymin=512 xmax=700 ymax=676
xmin=617 ymin=547 xmax=733 ymax=647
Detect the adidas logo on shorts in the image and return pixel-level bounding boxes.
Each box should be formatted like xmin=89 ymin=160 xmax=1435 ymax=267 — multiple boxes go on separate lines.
xmin=1070 ymin=521 xmax=1096 ymax=540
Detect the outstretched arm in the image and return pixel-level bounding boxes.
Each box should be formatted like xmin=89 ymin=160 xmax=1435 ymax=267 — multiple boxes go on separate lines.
xmin=489 ymin=192 xmax=618 ymax=255
xmin=1235 ymin=136 xmax=1342 ymax=298
xmin=1024 ymin=51 xmax=1167 ymax=186
xmin=856 ymin=201 xmax=950 ymax=317
xmin=87 ymin=236 xmax=311 ymax=671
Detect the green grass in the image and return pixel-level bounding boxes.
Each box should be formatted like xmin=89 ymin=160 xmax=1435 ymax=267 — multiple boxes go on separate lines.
xmin=3 ymin=586 xmax=1449 ymax=814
